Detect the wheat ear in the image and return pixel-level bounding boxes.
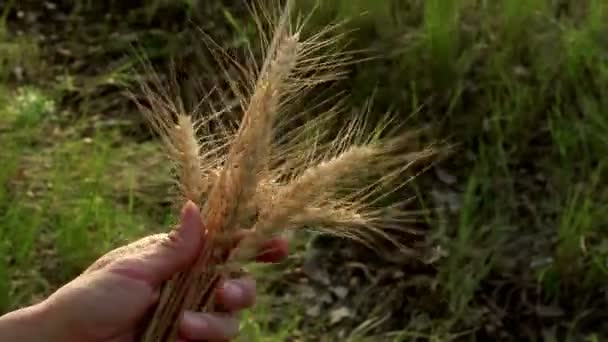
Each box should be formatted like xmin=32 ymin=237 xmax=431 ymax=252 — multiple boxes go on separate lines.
xmin=135 ymin=1 xmax=442 ymax=341
xmin=139 ymin=2 xmax=307 ymax=341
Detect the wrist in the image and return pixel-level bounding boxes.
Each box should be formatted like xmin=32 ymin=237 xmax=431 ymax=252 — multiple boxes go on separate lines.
xmin=0 ymin=301 xmax=71 ymax=342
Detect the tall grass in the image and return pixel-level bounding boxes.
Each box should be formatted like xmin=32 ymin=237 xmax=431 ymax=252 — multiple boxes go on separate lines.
xmin=0 ymin=86 xmax=165 ymax=312
xmin=422 ymin=0 xmax=461 ymax=86
xmin=292 ymin=0 xmax=608 ymax=338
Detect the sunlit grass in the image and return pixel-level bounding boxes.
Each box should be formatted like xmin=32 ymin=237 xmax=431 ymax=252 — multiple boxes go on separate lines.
xmin=0 ymin=86 xmax=168 ymax=312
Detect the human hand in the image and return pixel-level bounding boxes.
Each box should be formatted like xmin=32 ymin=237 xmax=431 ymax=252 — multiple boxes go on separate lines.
xmin=0 ymin=201 xmax=288 ymax=341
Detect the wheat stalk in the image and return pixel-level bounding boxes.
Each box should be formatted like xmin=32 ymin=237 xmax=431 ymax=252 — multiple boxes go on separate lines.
xmin=132 ymin=1 xmax=442 ymax=341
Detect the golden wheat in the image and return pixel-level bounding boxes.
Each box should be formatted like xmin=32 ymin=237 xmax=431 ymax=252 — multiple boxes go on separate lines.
xmin=132 ymin=1 xmax=440 ymax=341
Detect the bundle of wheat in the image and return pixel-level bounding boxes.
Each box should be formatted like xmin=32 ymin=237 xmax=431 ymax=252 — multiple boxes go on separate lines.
xmin=130 ymin=1 xmax=441 ymax=340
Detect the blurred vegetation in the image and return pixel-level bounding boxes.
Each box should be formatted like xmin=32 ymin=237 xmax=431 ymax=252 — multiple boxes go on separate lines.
xmin=1 ymin=0 xmax=607 ymax=340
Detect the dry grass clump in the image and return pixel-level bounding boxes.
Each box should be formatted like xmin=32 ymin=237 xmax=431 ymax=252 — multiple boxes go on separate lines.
xmin=131 ymin=1 xmax=441 ymax=340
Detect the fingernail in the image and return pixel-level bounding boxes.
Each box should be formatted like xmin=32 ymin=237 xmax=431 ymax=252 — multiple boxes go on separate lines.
xmin=181 ymin=201 xmax=198 ymax=220
xmin=181 ymin=312 xmax=239 ymax=340
xmin=222 ymin=281 xmax=245 ymax=301
xmin=182 ymin=311 xmax=207 ymax=331
xmin=257 ymin=237 xmax=289 ymax=263
xmin=178 ymin=201 xmax=201 ymax=236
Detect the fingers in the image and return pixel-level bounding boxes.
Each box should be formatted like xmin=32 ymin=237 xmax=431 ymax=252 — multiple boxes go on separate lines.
xmin=141 ymin=201 xmax=205 ymax=283
xmin=255 ymin=236 xmax=289 ymax=263
xmin=211 ymin=238 xmax=287 ymax=312
xmin=215 ymin=278 xmax=256 ymax=312
xmin=227 ymin=231 xmax=289 ymax=264
xmin=178 ymin=278 xmax=255 ymax=341
xmin=179 ymin=311 xmax=239 ymax=341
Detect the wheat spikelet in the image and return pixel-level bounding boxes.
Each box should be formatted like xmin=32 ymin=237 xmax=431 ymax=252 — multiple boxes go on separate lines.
xmin=134 ymin=1 xmax=443 ymax=341
xmin=226 ymin=140 xmax=439 ymax=266
xmin=171 ymin=115 xmax=205 ymax=201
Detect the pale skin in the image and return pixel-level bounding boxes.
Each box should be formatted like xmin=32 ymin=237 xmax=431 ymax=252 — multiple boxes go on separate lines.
xmin=0 ymin=201 xmax=288 ymax=341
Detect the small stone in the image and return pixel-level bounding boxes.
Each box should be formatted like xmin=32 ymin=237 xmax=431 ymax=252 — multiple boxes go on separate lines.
xmin=44 ymin=2 xmax=57 ymax=10
xmin=392 ymin=270 xmax=404 ymax=279
xmin=482 ymin=118 xmax=490 ymax=132
xmin=435 ymin=167 xmax=457 ymax=185
xmin=530 ymin=257 xmax=553 ymax=269
xmin=329 ymin=307 xmax=352 ymax=325
xmin=513 ymin=65 xmax=530 ymax=77
xmin=306 ymin=305 xmax=321 ymax=317
xmin=298 ymin=285 xmax=316 ymax=300
xmin=331 ymin=286 xmax=349 ymax=299
xmin=13 ymin=66 xmax=24 ymax=82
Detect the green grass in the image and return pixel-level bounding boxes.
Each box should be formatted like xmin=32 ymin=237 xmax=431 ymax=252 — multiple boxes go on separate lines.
xmin=292 ymin=0 xmax=608 ymax=339
xmin=422 ymin=0 xmax=462 ymax=86
xmin=1 ymin=0 xmax=608 ymax=340
xmin=238 ymin=291 xmax=304 ymax=341
xmin=0 ymin=85 xmax=169 ymax=312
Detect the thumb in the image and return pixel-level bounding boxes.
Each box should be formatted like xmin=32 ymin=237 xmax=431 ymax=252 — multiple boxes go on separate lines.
xmin=147 ymin=200 xmax=205 ymax=282
xmin=105 ymin=201 xmax=205 ymax=286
